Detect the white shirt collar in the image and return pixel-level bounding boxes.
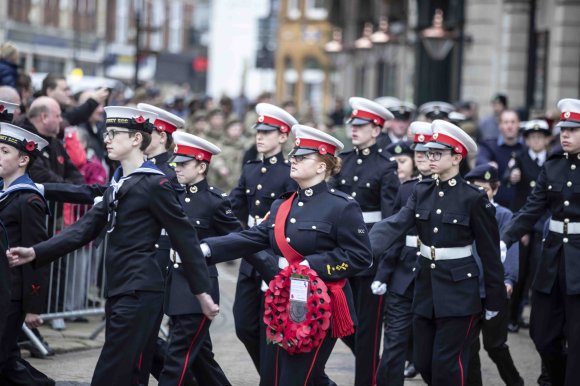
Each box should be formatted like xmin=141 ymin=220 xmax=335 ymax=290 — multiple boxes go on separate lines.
xmin=528 ymin=149 xmax=547 ymax=166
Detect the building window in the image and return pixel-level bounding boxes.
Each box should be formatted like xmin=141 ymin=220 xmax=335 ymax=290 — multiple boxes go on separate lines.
xmin=287 ymin=0 xmax=300 ymax=20
xmin=303 ymin=56 xmax=324 ymax=117
xmin=116 ymin=0 xmax=129 ymax=44
xmin=305 ymin=0 xmax=327 ymax=20
xmin=284 ymin=56 xmax=298 ymax=100
xmin=377 ymin=61 xmax=397 ymax=97
xmin=169 ymin=2 xmax=183 ymax=52
xmin=150 ymin=0 xmax=165 ymax=51
xmin=355 ymin=66 xmax=366 ymax=97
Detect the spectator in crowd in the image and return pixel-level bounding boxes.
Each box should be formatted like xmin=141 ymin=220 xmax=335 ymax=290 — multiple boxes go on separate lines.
xmin=16 ymin=72 xmax=33 ymax=113
xmin=206 ymin=108 xmax=226 ymax=143
xmin=478 ymin=93 xmax=508 ymax=141
xmin=0 ymin=42 xmax=19 ymax=88
xmin=210 ymin=119 xmax=248 ymax=192
xmin=329 ymin=97 xmax=346 ymax=127
xmin=0 ymin=86 xmax=22 ymax=122
xmin=75 ymin=90 xmax=108 ymax=164
xmin=186 ymin=111 xmax=211 ymax=136
xmin=476 ymin=109 xmax=524 ymax=207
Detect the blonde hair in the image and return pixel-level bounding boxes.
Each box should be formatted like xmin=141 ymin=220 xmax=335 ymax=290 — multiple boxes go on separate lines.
xmin=0 ymin=42 xmax=19 ymax=63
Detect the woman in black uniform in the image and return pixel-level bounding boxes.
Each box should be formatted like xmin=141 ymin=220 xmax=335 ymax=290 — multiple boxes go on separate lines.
xmin=201 ymin=124 xmax=372 ymax=386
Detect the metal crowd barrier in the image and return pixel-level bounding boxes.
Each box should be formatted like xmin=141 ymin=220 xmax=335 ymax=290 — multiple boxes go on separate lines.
xmin=22 ymin=200 xmax=108 ymax=357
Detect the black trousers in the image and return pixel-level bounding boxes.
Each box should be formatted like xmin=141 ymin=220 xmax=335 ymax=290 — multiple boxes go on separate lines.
xmin=0 ymin=300 xmax=54 ymax=386
xmin=341 ymin=275 xmax=384 ymax=386
xmin=260 ymin=333 xmax=336 ymax=386
xmin=377 ymin=291 xmax=413 ymax=386
xmin=136 ymin=305 xmax=164 ymax=385
xmin=413 ymin=313 xmax=481 ymax=386
xmin=233 ymin=272 xmax=263 ymax=372
xmin=158 ymin=314 xmax=231 ymax=386
xmin=529 ymin=254 xmax=580 ymax=386
xmin=91 ymin=291 xmax=164 ymax=386
xmin=466 ymin=299 xmax=522 ymax=386
xmin=509 ymin=231 xmax=542 ymax=324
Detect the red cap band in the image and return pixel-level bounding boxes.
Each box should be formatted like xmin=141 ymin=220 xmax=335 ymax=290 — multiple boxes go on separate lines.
xmin=174 ymin=144 xmax=213 ymax=162
xmin=256 ymin=115 xmax=290 ymax=133
xmin=350 ymin=109 xmax=386 ymax=126
xmin=295 ymin=138 xmax=337 ymax=155
xmin=154 ymin=119 xmax=177 ymax=134
xmin=560 ymin=111 xmax=580 ymax=122
xmin=413 ymin=133 xmax=432 ymax=144
xmin=431 ymin=132 xmax=467 ymax=158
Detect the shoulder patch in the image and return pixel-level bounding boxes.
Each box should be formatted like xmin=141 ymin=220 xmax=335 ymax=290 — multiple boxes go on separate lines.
xmin=328 ymin=189 xmax=351 ymax=201
xmin=207 ymin=186 xmax=228 ymax=199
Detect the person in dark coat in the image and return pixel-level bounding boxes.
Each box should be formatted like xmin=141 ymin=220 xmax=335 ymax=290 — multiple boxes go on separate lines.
xmin=501 ymin=98 xmax=580 ymax=386
xmin=370 ymin=120 xmax=506 ymax=386
xmin=201 ymin=124 xmax=373 ymax=386
xmin=0 ymin=122 xmax=54 ymax=385
xmin=7 ymin=106 xmax=219 ymax=386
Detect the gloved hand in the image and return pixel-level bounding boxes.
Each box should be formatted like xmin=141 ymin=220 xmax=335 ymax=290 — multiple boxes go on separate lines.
xmin=371 ymin=281 xmax=387 ymax=295
xmin=260 ymin=280 xmax=269 ymax=292
xmin=200 ymin=243 xmax=211 ymax=258
xmin=299 ymin=259 xmax=310 ymax=267
xmin=500 ymin=241 xmax=507 ymax=263
xmin=485 ymin=309 xmax=499 ymax=320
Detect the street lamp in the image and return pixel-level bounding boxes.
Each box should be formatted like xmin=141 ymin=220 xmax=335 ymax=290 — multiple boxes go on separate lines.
xmin=419 ymin=9 xmax=456 ymax=60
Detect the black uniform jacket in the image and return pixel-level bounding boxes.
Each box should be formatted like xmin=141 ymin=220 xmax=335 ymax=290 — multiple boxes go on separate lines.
xmin=1 ymin=185 xmax=49 ymax=314
xmin=374 ymin=176 xmax=426 ymax=296
xmin=503 ymin=152 xmax=580 ymax=295
xmin=328 ymin=143 xmax=399 ymax=276
xmin=370 ymin=175 xmax=506 ymax=318
xmin=165 ymin=180 xmax=240 ymax=316
xmin=204 ymin=181 xmax=373 ymax=322
xmin=228 ymin=151 xmax=298 ymax=277
xmin=32 ymin=173 xmax=211 ymax=298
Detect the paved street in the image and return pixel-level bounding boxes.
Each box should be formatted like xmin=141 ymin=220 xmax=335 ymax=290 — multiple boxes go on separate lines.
xmin=28 ymin=262 xmax=541 ymax=385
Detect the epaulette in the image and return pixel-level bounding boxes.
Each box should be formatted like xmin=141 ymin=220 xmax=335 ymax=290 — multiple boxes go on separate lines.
xmin=402 ymin=177 xmax=419 ymax=186
xmin=207 ymin=185 xmax=228 ymax=199
xmin=464 ymin=180 xmax=487 ymax=195
xmin=377 ymin=151 xmax=395 ymax=162
xmin=329 ymin=188 xmax=353 ymax=201
xmin=246 ymin=159 xmax=261 ymax=164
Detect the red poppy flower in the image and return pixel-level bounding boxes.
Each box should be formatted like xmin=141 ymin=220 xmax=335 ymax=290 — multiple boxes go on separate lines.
xmin=135 ymin=115 xmax=145 ymax=124
xmin=25 ymin=141 xmax=36 ymax=152
xmin=0 ymin=105 xmax=4 ymax=112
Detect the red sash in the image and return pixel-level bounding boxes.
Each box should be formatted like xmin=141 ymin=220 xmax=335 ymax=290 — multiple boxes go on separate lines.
xmin=273 ymin=192 xmax=354 ymax=338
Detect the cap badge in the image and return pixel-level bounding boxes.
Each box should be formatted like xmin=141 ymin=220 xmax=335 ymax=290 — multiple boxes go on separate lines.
xmin=564 ymin=112 xmax=571 ymax=119
xmin=394 ymin=145 xmax=402 ymax=154
xmin=418 ymin=134 xmax=425 ymax=142
xmin=190 ymin=186 xmax=198 ymax=194
xmin=432 ymin=133 xmax=439 ymax=140
xmin=197 ymin=154 xmax=204 ymax=160
xmin=484 ymin=171 xmax=491 ymax=181
xmin=449 ymin=178 xmax=457 ymax=187
xmin=135 ymin=115 xmax=145 ymax=124
xmin=25 ymin=140 xmax=37 ymax=152
xmin=295 ymin=138 xmax=301 ymax=146
xmin=373 ymin=119 xmax=379 ymax=125
xmin=258 ymin=115 xmax=265 ymax=122
xmin=352 ymin=109 xmax=358 ymax=116
xmin=434 ymin=107 xmax=440 ymax=114
xmin=362 ymin=148 xmax=370 ymax=156
xmin=533 ymin=124 xmax=539 ymax=130
xmin=319 ymin=145 xmax=327 ymax=155
xmin=454 ymin=146 xmax=461 ymax=153
xmin=270 ymin=157 xmax=277 ymax=164
xmin=280 ymin=125 xmax=289 ymax=133
xmin=156 ymin=122 xmax=166 ymax=132
xmin=305 ymin=188 xmax=313 ymax=197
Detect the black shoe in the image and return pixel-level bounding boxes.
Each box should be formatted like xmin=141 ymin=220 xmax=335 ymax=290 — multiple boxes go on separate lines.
xmin=519 ymin=318 xmax=530 ymax=329
xmin=18 ymin=339 xmax=55 ymax=358
xmin=66 ymin=316 xmax=90 ymax=323
xmin=507 ymin=322 xmax=520 ymax=333
xmin=404 ymin=362 xmax=418 ymax=378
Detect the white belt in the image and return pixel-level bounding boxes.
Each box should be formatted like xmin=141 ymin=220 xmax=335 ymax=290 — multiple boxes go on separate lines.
xmin=160 ymin=229 xmax=168 ymax=236
xmin=247 ymin=215 xmax=264 ymax=227
xmin=362 ymin=211 xmax=382 ymax=224
xmin=549 ymin=219 xmax=580 ymax=235
xmin=419 ymin=244 xmax=472 ymax=260
xmin=405 ymin=235 xmax=419 ymax=248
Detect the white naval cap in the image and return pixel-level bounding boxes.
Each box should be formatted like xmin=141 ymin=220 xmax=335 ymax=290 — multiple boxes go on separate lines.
xmin=348 ymin=97 xmax=394 ymax=126
xmin=410 ymin=121 xmax=433 ymax=152
xmin=253 ymin=103 xmax=298 ymax=134
xmin=0 ymin=122 xmax=48 ymax=157
xmin=137 ymin=103 xmax=185 ymax=134
xmin=418 ymin=101 xmax=455 ymax=121
xmin=170 ymin=131 xmax=221 ymax=163
xmin=0 ymin=99 xmax=19 ymax=123
xmin=374 ymin=96 xmax=401 ymax=110
xmin=425 ymin=119 xmax=477 ymax=158
xmin=374 ymin=97 xmax=415 ymax=120
xmin=556 ymin=98 xmax=580 ymax=128
xmin=289 ymin=124 xmax=344 ymax=156
xmin=104 ymin=106 xmax=158 ymax=133
xmin=522 ymin=119 xmax=551 ymax=136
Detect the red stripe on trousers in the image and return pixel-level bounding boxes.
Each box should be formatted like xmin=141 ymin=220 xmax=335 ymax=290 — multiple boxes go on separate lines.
xmin=304 ymin=336 xmax=325 ymax=386
xmin=372 ymin=295 xmax=384 ymax=385
xmin=458 ymin=315 xmax=475 ymax=386
xmin=178 ymin=317 xmax=207 ymax=386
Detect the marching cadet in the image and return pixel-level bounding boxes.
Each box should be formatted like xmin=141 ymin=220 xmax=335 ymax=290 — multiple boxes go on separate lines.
xmin=375 ymin=97 xmax=416 ymax=150
xmin=227 ymin=103 xmax=298 ymax=373
xmin=463 ymin=164 xmax=523 ymax=386
xmin=156 ymin=132 xmax=232 ymax=386
xmin=418 ymin=101 xmax=455 ymax=122
xmin=504 ymin=119 xmax=551 ymax=333
xmin=372 ymin=122 xmax=434 ymax=386
xmin=7 ymin=106 xmax=219 ymax=386
xmin=501 ymin=98 xmax=580 ymax=386
xmin=386 ymin=140 xmax=415 ymax=183
xmin=200 ymin=124 xmax=373 ymax=386
xmin=369 ymin=120 xmax=506 ymax=386
xmin=0 ymin=123 xmax=54 ymax=385
xmin=328 ymin=96 xmax=399 ymax=386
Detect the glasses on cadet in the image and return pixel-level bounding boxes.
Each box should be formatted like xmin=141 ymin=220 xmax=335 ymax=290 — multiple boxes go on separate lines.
xmin=426 ymin=151 xmax=451 ymax=161
xmin=103 ymin=129 xmax=132 ymax=141
xmin=290 ymin=155 xmax=316 ymax=163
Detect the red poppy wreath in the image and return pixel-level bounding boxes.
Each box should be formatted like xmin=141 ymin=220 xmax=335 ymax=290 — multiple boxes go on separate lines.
xmin=263 ymin=264 xmax=331 ymax=355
